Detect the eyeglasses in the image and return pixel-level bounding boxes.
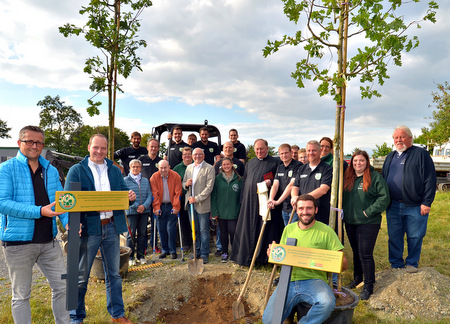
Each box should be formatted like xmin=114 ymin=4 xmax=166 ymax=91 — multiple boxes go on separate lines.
xmin=20 ymin=140 xmax=45 ymax=147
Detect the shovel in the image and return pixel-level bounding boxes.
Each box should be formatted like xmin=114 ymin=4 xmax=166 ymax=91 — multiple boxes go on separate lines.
xmin=232 ymin=209 xmax=269 ymax=320
xmin=177 ymin=212 xmax=185 ymax=262
xmin=187 ymin=187 xmax=204 ymax=275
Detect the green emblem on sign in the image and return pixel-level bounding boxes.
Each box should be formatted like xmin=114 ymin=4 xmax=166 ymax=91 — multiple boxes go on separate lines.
xmin=58 ymin=193 xmax=77 ymax=211
xmin=272 ymin=246 xmax=286 ymax=262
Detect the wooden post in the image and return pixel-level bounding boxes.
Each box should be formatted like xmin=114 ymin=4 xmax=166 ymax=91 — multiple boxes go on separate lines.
xmin=60 ymin=182 xmax=82 ymax=311
xmin=271 ymin=237 xmax=297 ymax=324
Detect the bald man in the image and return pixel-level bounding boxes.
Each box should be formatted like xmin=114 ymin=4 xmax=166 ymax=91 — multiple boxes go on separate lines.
xmin=150 ymin=160 xmax=183 ymax=259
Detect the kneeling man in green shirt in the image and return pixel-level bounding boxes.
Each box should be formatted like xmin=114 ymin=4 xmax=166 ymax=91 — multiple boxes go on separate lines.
xmin=263 ymin=194 xmax=347 ymax=324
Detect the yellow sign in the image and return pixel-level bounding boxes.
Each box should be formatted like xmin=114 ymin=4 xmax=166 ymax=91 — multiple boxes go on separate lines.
xmin=268 ymin=244 xmax=343 ymax=273
xmin=55 ymin=191 xmax=129 ymax=212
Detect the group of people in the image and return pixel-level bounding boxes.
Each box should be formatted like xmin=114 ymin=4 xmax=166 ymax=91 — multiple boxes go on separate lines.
xmin=0 ymin=124 xmax=436 ymax=324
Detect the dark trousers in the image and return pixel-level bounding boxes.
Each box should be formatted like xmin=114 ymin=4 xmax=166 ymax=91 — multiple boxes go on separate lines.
xmin=218 ymin=218 xmax=237 ymax=255
xmin=127 ymin=213 xmax=149 ymax=260
xmin=179 ymin=196 xmax=193 ymax=249
xmin=345 ymin=223 xmax=380 ymax=293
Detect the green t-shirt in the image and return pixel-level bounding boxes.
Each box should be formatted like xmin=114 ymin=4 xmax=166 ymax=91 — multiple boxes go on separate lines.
xmin=280 ymin=220 xmax=344 ymax=283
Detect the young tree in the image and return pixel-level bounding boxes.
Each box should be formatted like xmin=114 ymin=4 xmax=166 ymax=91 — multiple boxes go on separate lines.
xmin=421 ymin=81 xmax=450 ymax=146
xmin=59 ymin=0 xmax=152 ymax=159
xmin=263 ymin=0 xmax=437 ymax=230
xmin=38 ymin=95 xmax=83 ymax=152
xmin=0 ymin=119 xmax=11 ymax=139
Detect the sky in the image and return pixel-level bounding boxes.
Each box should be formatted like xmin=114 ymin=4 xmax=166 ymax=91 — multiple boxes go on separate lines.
xmin=1 ymin=0 xmax=449 ymax=155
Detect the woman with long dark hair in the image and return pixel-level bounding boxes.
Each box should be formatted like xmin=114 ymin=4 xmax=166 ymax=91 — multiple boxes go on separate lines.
xmin=343 ymin=150 xmax=390 ymax=300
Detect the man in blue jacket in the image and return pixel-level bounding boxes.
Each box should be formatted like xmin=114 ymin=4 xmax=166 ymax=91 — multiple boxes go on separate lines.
xmin=382 ymin=126 xmax=436 ymax=273
xmin=0 ymin=125 xmax=70 ymax=324
xmin=65 ymin=134 xmax=136 ymax=324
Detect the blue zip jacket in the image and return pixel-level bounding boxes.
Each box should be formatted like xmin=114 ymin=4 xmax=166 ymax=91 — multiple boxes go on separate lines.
xmin=124 ymin=174 xmax=152 ymax=215
xmin=382 ymin=145 xmax=436 ymax=207
xmin=64 ymin=156 xmax=129 ymax=236
xmin=0 ymin=151 xmax=68 ymax=241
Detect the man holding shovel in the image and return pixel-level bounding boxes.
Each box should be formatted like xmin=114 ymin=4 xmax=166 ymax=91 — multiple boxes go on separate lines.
xmin=183 ymin=148 xmax=215 ymax=264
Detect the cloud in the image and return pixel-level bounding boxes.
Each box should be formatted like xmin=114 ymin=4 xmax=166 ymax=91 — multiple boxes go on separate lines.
xmin=0 ymin=0 xmax=449 ymax=153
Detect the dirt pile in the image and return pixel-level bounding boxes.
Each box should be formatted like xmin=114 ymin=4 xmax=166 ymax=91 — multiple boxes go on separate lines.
xmin=127 ymin=263 xmax=267 ymax=323
xmin=125 ymin=262 xmax=449 ymax=323
xmin=368 ymin=267 xmax=450 ymax=321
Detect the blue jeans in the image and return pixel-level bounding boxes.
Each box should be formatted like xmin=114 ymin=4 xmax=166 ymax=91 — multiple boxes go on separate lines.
xmin=3 ymin=240 xmax=69 ymax=324
xmin=282 ymin=210 xmax=298 ymax=226
xmin=263 ymin=279 xmax=335 ymax=324
xmin=126 ymin=213 xmax=149 ymax=260
xmin=70 ymin=222 xmax=125 ymax=323
xmin=155 ymin=204 xmax=178 ymax=254
xmin=188 ymin=207 xmax=210 ymax=260
xmin=386 ymin=201 xmax=428 ymax=268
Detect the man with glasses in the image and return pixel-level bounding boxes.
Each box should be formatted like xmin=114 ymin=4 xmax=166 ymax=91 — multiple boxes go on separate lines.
xmin=183 ymin=148 xmax=215 ymax=263
xmin=0 ymin=125 xmax=70 ymax=323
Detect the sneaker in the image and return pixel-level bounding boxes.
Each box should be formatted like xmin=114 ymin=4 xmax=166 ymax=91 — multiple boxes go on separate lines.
xmin=214 ymin=249 xmax=223 ymax=257
xmin=139 ymin=258 xmax=146 ymax=265
xmin=171 ymin=253 xmax=178 ymax=259
xmin=359 ymin=289 xmax=372 ymax=301
xmin=155 ymin=246 xmax=162 ymax=254
xmin=221 ymin=253 xmax=228 ymax=263
xmin=159 ymin=252 xmax=168 ymax=259
xmin=346 ymin=279 xmax=363 ymax=289
xmin=128 ymin=259 xmax=136 ymax=267
xmin=406 ymin=265 xmax=418 ymax=273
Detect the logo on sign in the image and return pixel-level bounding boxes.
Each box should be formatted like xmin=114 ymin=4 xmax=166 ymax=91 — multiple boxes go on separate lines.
xmin=271 ymin=246 xmax=286 ymax=262
xmin=58 ymin=193 xmax=77 ymax=211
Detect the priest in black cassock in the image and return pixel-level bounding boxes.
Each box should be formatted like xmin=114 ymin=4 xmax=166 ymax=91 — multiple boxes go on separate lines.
xmin=230 ymin=139 xmax=283 ymax=267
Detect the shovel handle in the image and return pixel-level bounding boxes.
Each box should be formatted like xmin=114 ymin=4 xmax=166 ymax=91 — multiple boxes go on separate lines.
xmin=237 ymin=219 xmax=267 ymax=302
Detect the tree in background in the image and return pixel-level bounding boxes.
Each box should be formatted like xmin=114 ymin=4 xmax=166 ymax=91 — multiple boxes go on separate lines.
xmin=38 ymin=95 xmax=83 ymax=152
xmin=421 ymin=81 xmax=450 ymax=147
xmin=372 ymin=142 xmax=392 ymax=158
xmin=59 ymin=0 xmax=152 ymax=159
xmin=0 ymin=119 xmax=11 ymax=139
xmin=141 ymin=132 xmax=168 ymax=157
xmin=263 ymin=0 xmax=437 ymax=230
xmin=68 ymin=125 xmax=129 ymax=157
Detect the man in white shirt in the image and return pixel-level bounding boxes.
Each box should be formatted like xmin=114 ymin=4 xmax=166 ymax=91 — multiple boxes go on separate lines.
xmin=65 ymin=134 xmax=136 ymax=324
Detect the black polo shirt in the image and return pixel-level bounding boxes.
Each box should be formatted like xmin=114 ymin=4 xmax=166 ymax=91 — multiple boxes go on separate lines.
xmin=293 ymin=161 xmax=332 ymax=224
xmin=191 ymin=140 xmax=220 ymax=166
xmin=214 ymin=157 xmax=245 ymax=177
xmin=138 ymin=155 xmax=162 ymax=180
xmin=114 ymin=146 xmax=148 ymax=175
xmin=275 ymin=159 xmax=302 ymax=213
xmin=233 ymin=141 xmax=247 ymax=161
xmin=165 ymin=140 xmax=189 ymax=169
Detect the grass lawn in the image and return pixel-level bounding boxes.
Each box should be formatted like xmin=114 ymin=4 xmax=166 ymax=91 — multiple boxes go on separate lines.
xmin=0 ymin=192 xmax=448 ymax=323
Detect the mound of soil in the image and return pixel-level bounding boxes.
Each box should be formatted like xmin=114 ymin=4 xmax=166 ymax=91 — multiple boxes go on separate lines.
xmin=368 ymin=267 xmax=450 ymax=321
xmin=127 ymin=263 xmax=267 ymax=323
xmin=125 ymin=261 xmax=449 ymax=323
